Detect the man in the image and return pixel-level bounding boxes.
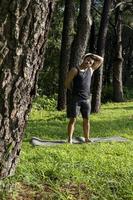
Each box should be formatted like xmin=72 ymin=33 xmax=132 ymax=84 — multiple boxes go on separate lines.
xmin=65 ymin=53 xmax=103 ymax=143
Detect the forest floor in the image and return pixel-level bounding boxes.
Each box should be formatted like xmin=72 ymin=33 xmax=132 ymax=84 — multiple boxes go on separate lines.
xmin=1 ymin=100 xmax=133 ymax=200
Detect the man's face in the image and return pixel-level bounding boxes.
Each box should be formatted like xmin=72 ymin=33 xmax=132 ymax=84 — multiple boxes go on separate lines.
xmin=83 ymin=56 xmax=94 ymax=68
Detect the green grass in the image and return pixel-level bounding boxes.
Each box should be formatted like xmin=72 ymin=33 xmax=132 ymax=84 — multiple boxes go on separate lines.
xmin=1 ymin=101 xmax=133 ymax=200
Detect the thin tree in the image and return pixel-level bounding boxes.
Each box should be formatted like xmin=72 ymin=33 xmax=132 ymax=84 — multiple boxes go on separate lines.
xmin=57 ymin=0 xmax=76 ymax=110
xmin=91 ymin=0 xmax=113 ymax=113
xmin=89 ymin=0 xmax=96 ymax=53
xmin=113 ymin=3 xmax=124 ymax=101
xmin=0 ymin=0 xmax=55 ymax=179
xmin=112 ymin=0 xmax=133 ymax=101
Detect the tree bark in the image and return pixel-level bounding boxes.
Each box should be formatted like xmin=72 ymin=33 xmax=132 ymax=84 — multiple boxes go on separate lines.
xmin=57 ymin=0 xmax=76 ymax=111
xmin=89 ymin=0 xmax=96 ymax=53
xmin=0 ymin=0 xmax=55 ymax=179
xmin=91 ymin=0 xmax=112 ymax=113
xmin=69 ymin=0 xmax=92 ymax=69
xmin=103 ymin=32 xmax=114 ymax=86
xmin=113 ymin=4 xmax=124 ymax=102
xmin=89 ymin=20 xmax=96 ymax=53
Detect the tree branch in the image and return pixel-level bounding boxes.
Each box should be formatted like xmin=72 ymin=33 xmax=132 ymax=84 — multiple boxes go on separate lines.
xmin=123 ymin=24 xmax=133 ymax=31
xmin=111 ymin=1 xmax=133 ymax=12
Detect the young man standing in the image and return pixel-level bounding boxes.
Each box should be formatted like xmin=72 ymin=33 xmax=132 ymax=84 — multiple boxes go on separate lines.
xmin=65 ymin=53 xmax=103 ymax=143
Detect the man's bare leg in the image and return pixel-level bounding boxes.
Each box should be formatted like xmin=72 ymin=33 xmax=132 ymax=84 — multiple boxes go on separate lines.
xmin=83 ymin=118 xmax=91 ymax=142
xmin=67 ymin=118 xmax=76 ymax=143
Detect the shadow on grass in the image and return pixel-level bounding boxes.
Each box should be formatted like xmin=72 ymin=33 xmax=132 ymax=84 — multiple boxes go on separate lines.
xmin=25 ymin=119 xmax=67 ymax=141
xmin=24 ymin=115 xmax=133 ymax=142
xmin=103 ymin=106 xmax=133 ymax=111
xmin=91 ymin=116 xmax=133 ymax=138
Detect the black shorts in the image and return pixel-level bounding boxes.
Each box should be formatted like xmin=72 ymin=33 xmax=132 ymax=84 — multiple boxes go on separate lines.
xmin=67 ymin=97 xmax=91 ymax=119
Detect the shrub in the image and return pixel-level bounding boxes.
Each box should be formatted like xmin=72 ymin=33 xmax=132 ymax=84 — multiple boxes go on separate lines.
xmin=33 ymin=95 xmax=57 ymax=111
xmin=101 ymin=85 xmax=113 ymax=103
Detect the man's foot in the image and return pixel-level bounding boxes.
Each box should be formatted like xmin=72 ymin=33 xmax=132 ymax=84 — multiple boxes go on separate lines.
xmin=68 ymin=138 xmax=73 ymax=144
xmin=85 ymin=138 xmax=91 ymax=143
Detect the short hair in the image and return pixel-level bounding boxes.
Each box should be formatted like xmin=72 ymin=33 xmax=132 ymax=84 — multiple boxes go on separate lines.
xmin=83 ymin=53 xmax=94 ymax=60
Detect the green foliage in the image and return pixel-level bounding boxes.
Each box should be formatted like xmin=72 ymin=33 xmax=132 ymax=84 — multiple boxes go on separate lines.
xmin=123 ymin=87 xmax=133 ymax=100
xmin=33 ymin=95 xmax=57 ymax=111
xmin=1 ymin=100 xmax=133 ymax=199
xmin=38 ymin=1 xmax=64 ymax=96
xmin=102 ymin=85 xmax=113 ymax=103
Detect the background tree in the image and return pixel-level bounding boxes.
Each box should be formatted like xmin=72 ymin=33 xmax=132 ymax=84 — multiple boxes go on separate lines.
xmin=57 ymin=0 xmax=76 ymax=111
xmin=123 ymin=26 xmax=133 ymax=88
xmin=91 ymin=0 xmax=113 ymax=113
xmin=69 ymin=0 xmax=92 ymax=68
xmin=88 ymin=0 xmax=97 ymax=53
xmin=113 ymin=3 xmax=124 ymax=102
xmin=0 ymin=0 xmax=55 ymax=179
xmin=102 ymin=0 xmax=133 ymax=101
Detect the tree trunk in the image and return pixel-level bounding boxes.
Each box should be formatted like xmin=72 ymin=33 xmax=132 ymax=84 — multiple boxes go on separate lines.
xmin=89 ymin=0 xmax=96 ymax=53
xmin=91 ymin=0 xmax=112 ymax=113
xmin=122 ymin=27 xmax=133 ymax=87
xmin=57 ymin=0 xmax=76 ymax=111
xmin=89 ymin=20 xmax=96 ymax=53
xmin=69 ymin=0 xmax=92 ymax=68
xmin=0 ymin=0 xmax=55 ymax=179
xmin=104 ymin=32 xmax=114 ymax=86
xmin=67 ymin=0 xmax=92 ymax=114
xmin=113 ymin=5 xmax=124 ymax=102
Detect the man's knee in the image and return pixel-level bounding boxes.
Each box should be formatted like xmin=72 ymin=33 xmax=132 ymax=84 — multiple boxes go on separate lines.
xmin=69 ymin=118 xmax=76 ymax=124
xmin=83 ymin=118 xmax=89 ymax=123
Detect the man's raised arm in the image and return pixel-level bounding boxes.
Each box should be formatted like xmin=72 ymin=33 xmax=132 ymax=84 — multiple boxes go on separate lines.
xmin=90 ymin=54 xmax=104 ymax=70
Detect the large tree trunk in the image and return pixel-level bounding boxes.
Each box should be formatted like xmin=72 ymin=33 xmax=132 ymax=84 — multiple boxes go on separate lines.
xmin=113 ymin=4 xmax=124 ymax=102
xmin=91 ymin=0 xmax=112 ymax=113
xmin=0 ymin=0 xmax=55 ymax=179
xmin=57 ymin=0 xmax=76 ymax=111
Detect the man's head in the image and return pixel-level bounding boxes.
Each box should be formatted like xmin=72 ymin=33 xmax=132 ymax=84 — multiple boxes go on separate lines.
xmin=82 ymin=54 xmax=95 ymax=68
